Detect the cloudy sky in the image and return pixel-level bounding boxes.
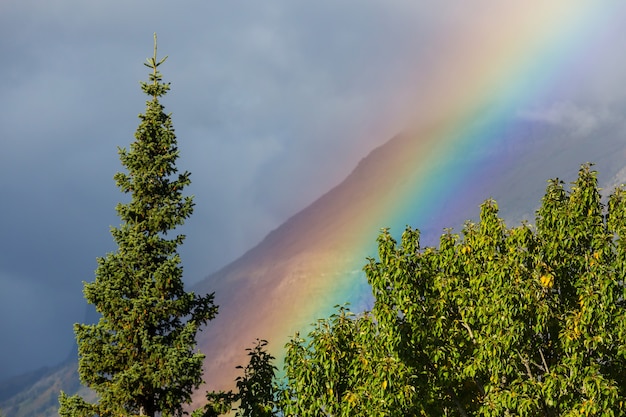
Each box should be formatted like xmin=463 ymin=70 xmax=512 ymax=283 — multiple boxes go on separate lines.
xmin=2 ymin=1 xmax=626 ymax=381
xmin=0 ymin=0 xmax=433 ymax=380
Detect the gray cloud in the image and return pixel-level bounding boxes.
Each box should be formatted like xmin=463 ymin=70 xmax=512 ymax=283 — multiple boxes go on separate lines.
xmin=2 ymin=0 xmax=626 ymax=381
xmin=0 ymin=0 xmax=432 ymax=379
xmin=517 ymin=101 xmax=614 ymax=137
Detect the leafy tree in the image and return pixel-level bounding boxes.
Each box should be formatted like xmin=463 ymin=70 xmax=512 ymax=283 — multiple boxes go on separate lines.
xmin=283 ymin=164 xmax=626 ymax=415
xmin=198 ymin=340 xmax=278 ymax=417
xmin=235 ymin=339 xmax=278 ymax=417
xmin=199 ymin=391 xmax=236 ymax=417
xmin=281 ymin=306 xmax=417 ymax=416
xmin=59 ymin=35 xmax=218 ymax=417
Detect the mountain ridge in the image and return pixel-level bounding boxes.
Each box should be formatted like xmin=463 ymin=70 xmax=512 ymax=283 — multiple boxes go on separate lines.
xmin=4 ymin=116 xmax=626 ymax=415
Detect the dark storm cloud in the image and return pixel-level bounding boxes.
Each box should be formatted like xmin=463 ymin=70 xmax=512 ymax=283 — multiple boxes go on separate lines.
xmin=2 ymin=0 xmax=626 ymax=382
xmin=0 ymin=0 xmax=432 ymax=379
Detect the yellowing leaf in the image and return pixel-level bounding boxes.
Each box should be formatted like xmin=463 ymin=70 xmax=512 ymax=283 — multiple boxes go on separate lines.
xmin=540 ymin=274 xmax=554 ymax=288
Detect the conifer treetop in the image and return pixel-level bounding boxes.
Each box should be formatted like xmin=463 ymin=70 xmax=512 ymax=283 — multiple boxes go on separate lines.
xmin=59 ymin=35 xmax=217 ymax=417
xmin=144 ymin=33 xmax=169 ymax=99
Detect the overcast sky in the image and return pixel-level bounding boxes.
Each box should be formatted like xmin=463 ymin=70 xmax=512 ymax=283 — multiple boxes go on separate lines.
xmin=0 ymin=0 xmax=432 ymax=380
xmin=2 ymin=1 xmax=626 ymax=381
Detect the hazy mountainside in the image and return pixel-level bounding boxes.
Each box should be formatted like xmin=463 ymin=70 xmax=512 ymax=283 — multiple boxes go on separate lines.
xmin=0 ymin=128 xmax=417 ymax=416
xmin=188 ymin=130 xmax=425 ymax=400
xmin=0 ymin=359 xmax=83 ymax=417
xmin=188 ymin=117 xmax=626 ymax=406
xmin=0 ymin=307 xmax=100 ymax=416
xmin=3 ymin=118 xmax=626 ymax=415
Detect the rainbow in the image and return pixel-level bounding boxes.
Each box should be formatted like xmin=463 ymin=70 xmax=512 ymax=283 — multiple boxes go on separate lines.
xmin=194 ymin=2 xmax=626 ymax=396
xmin=322 ymin=2 xmax=626 ymax=309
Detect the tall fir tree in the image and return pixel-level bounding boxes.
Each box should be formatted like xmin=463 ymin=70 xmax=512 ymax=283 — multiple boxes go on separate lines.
xmin=59 ymin=35 xmax=218 ymax=417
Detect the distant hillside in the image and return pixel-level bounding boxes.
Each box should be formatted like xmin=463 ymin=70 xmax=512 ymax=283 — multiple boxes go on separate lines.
xmin=0 ymin=309 xmax=99 ymax=415
xmin=189 ymin=118 xmax=626 ymax=407
xmin=0 ymin=359 xmax=84 ymax=417
xmin=4 ymin=116 xmax=626 ymax=415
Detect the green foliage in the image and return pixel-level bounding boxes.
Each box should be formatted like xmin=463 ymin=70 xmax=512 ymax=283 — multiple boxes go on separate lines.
xmin=235 ymin=339 xmax=278 ymax=417
xmin=198 ymin=340 xmax=278 ymax=417
xmin=59 ymin=35 xmax=217 ymax=417
xmin=282 ymin=164 xmax=626 ymax=415
xmin=197 ymin=391 xmax=236 ymax=417
xmin=281 ymin=306 xmax=417 ymax=416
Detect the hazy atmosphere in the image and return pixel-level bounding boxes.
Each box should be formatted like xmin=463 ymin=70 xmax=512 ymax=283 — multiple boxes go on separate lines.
xmin=2 ymin=1 xmax=626 ymax=381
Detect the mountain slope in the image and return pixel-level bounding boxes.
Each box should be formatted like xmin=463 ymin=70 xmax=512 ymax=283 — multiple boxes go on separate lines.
xmin=4 ymin=117 xmax=626 ymax=415
xmin=189 ymin=117 xmax=626 ymax=405
xmin=189 ymin=130 xmax=422 ymax=397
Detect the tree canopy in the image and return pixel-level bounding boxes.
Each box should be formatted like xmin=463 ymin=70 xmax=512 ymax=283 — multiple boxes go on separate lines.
xmin=278 ymin=164 xmax=626 ymax=416
xmin=59 ymin=35 xmax=217 ymax=417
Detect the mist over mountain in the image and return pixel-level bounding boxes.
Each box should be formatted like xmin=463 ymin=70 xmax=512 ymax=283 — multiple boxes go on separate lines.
xmin=187 ymin=114 xmax=626 ymax=405
xmin=3 ymin=114 xmax=626 ymax=415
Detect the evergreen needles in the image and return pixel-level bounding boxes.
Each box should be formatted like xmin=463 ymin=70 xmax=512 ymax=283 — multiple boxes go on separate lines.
xmin=59 ymin=34 xmax=217 ymax=417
